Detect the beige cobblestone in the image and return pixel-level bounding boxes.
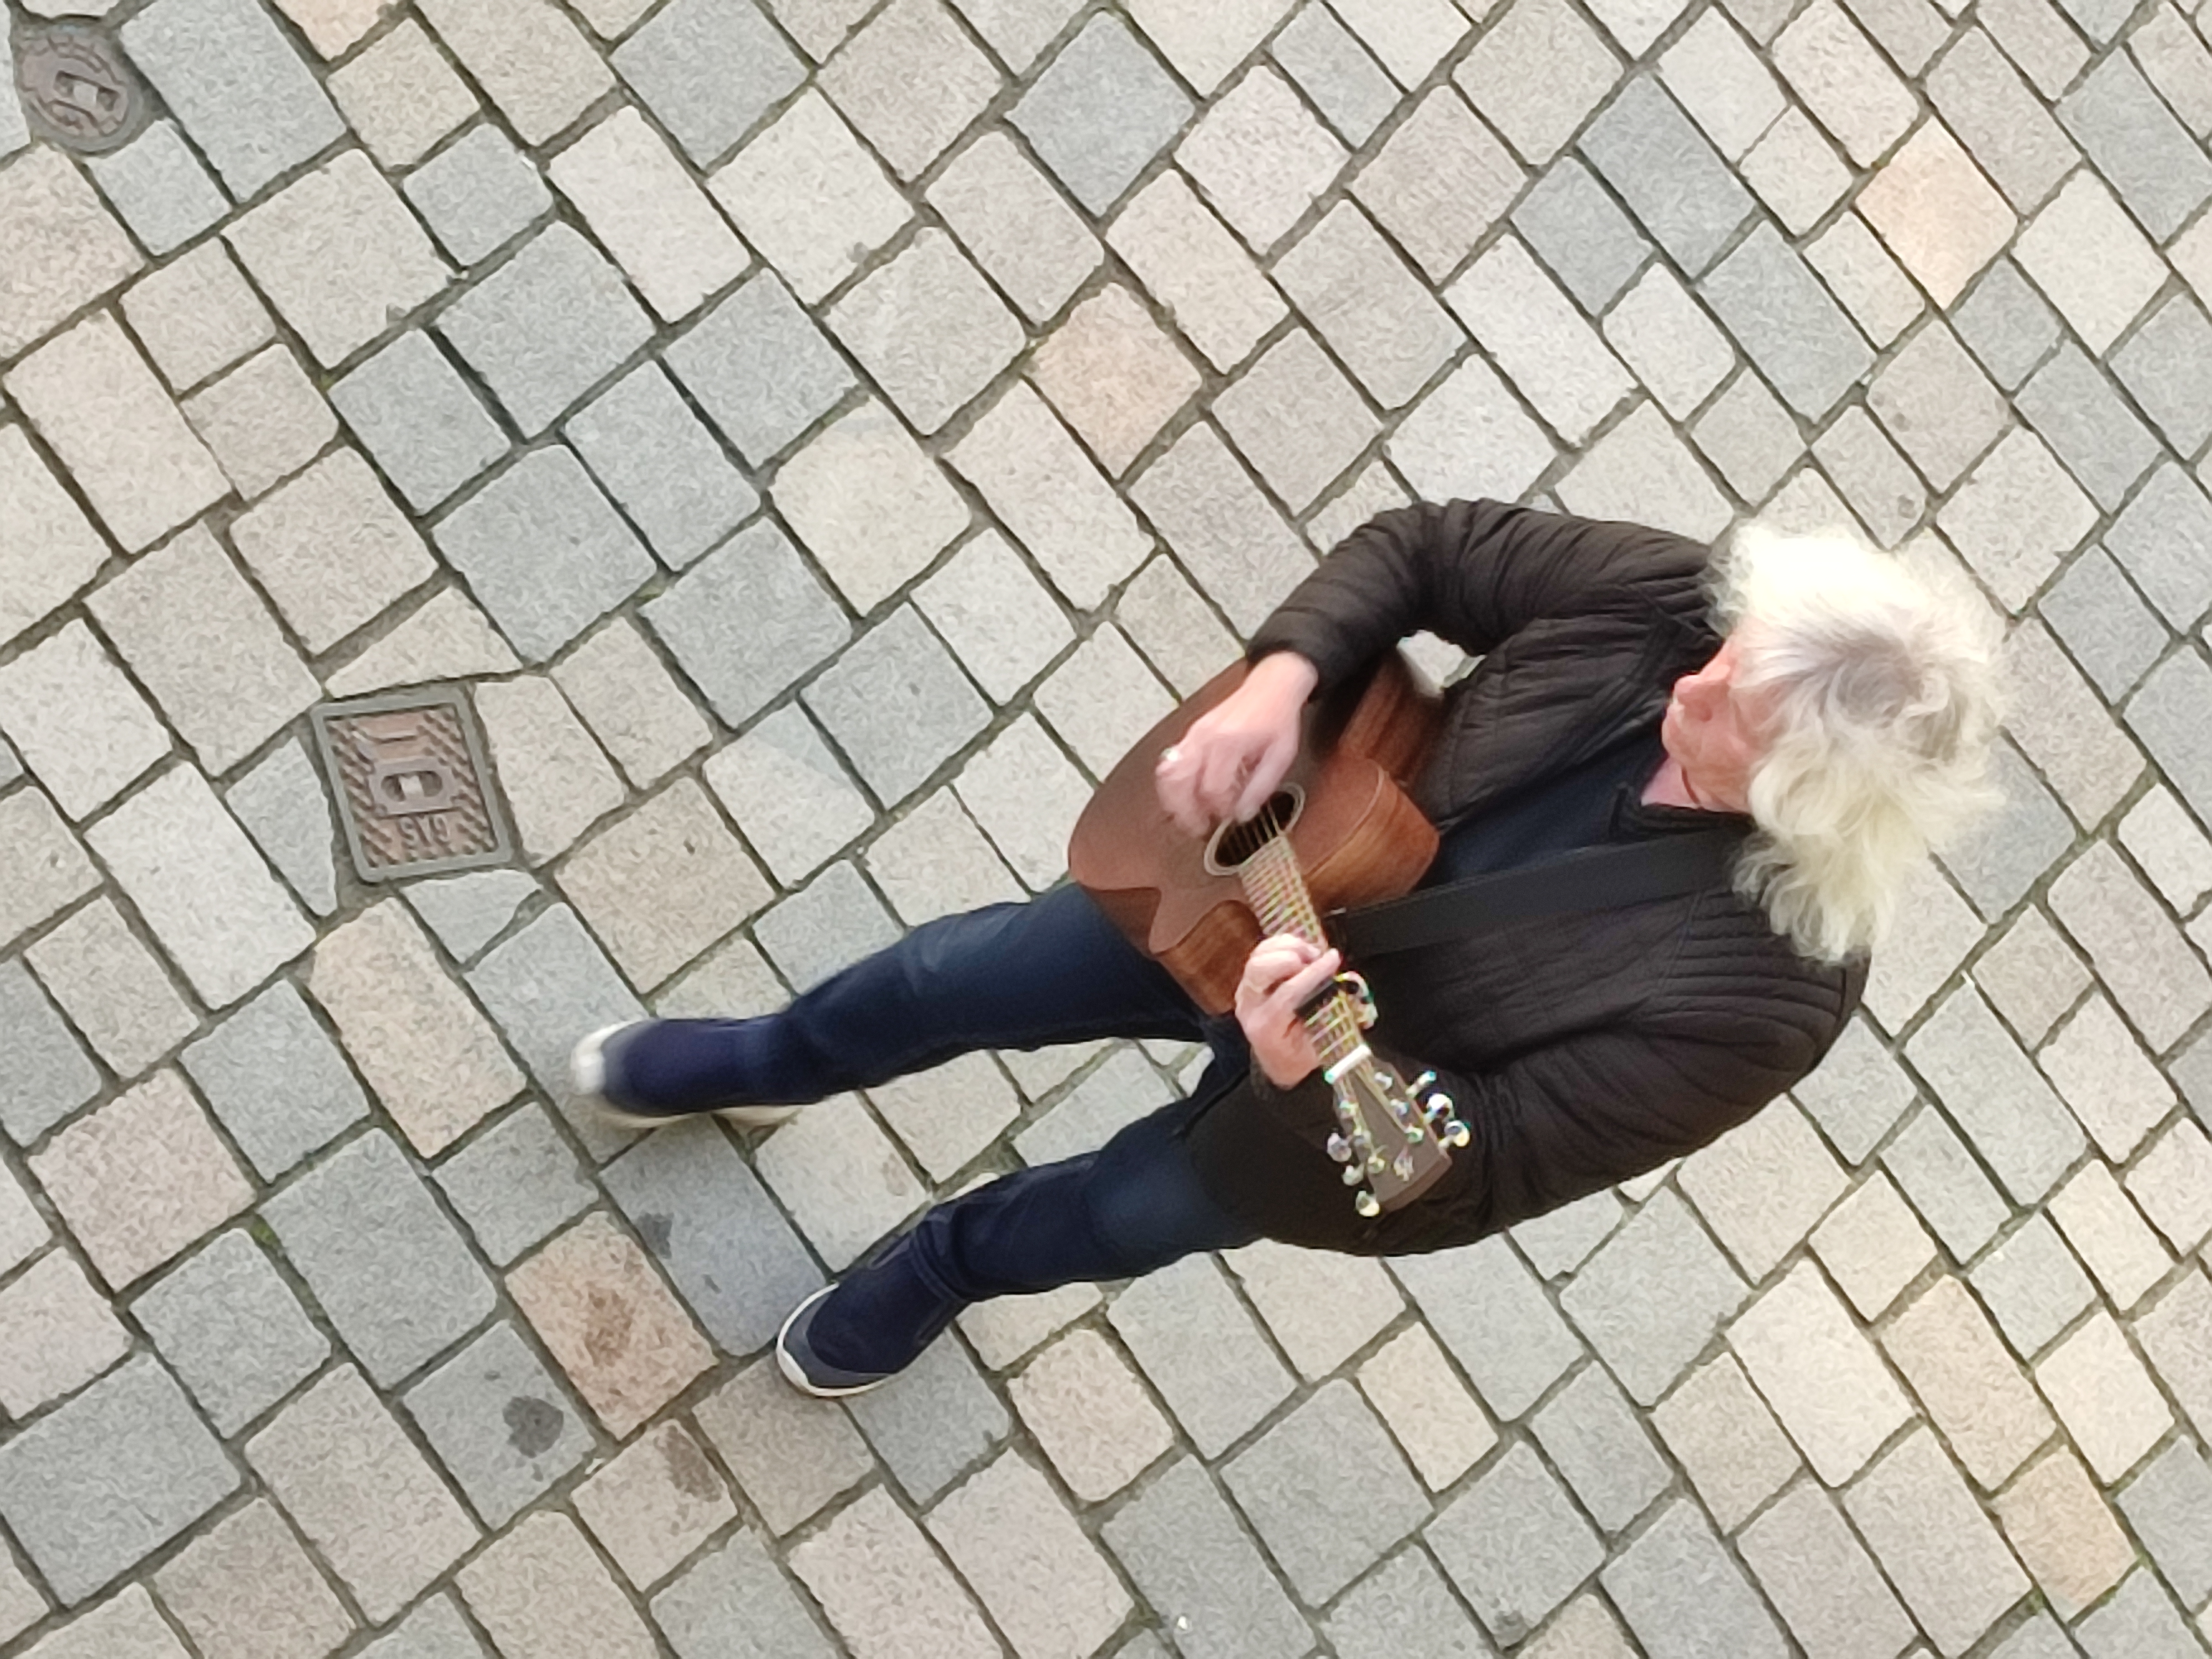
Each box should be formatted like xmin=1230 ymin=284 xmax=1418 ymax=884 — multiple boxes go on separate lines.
xmin=508 ymin=1212 xmax=713 ymax=1437
xmin=573 ymin=1421 xmax=737 ymax=1590
xmin=1855 ymin=119 xmax=2015 ymax=307
xmin=29 ymin=1071 xmax=252 ymax=1290
xmin=1227 ymin=1238 xmax=1404 ymax=1380
xmin=324 ymin=588 xmax=521 ymax=696
xmin=308 ymin=900 xmax=523 ymax=1156
xmin=4 ymin=312 xmax=228 ymax=553
xmin=1652 ymin=1354 xmax=1803 ymax=1530
xmin=755 ymin=1097 xmax=928 ymax=1271
xmin=1107 ymin=171 xmax=1286 ymax=372
xmin=0 ymin=425 xmax=109 ymax=650
xmin=1009 ymin=1328 xmax=1175 ymax=1502
xmin=227 ymin=449 xmax=438 ymax=656
xmin=1356 ymin=1324 xmax=1500 ymax=1491
xmin=557 ymin=779 xmax=771 ymax=990
xmin=551 ymin=109 xmax=750 ymax=322
xmin=1991 ymin=1449 xmax=2135 ymax=1618
xmin=1810 ymin=1173 xmax=1937 ymax=1317
xmin=790 ymin=1488 xmax=1001 ymax=1659
xmin=926 ymin=1452 xmax=1133 ymax=1659
xmin=1030 ymin=284 xmax=1201 ymax=477
xmin=549 ymin=620 xmax=712 ymax=789
xmin=1842 ymin=1428 xmax=2029 ymax=1656
xmin=327 ymin=19 xmax=477 ymax=165
xmin=2048 ymin=1160 xmax=2171 ymax=1311
xmin=18 ymin=1587 xmax=188 ymax=1659
xmin=0 ymin=1251 xmax=130 ymax=1416
xmin=182 ymin=346 xmax=338 ymax=500
xmin=0 ymin=788 xmax=98 ymax=950
xmin=1730 ymin=1260 xmax=1914 ymax=1484
xmin=119 ymin=243 xmax=273 ymax=394
xmin=0 ymin=620 xmax=171 ymax=821
xmin=474 ymin=675 xmax=628 ymax=865
xmin=2126 ymin=1121 xmax=2212 ymax=1253
xmin=2034 ymin=1310 xmax=2173 ymax=1480
xmin=27 ymin=898 xmax=195 ymax=1079
xmin=152 ymin=1500 xmax=353 ymax=1659
xmin=2037 ymin=994 xmax=2174 ymax=1161
xmin=460 ymin=1511 xmax=659 ymax=1659
xmin=0 ymin=148 xmax=142 ymax=361
xmin=692 ymin=1358 xmax=874 ymax=1536
xmin=1879 ymin=1276 xmax=2056 ymax=1490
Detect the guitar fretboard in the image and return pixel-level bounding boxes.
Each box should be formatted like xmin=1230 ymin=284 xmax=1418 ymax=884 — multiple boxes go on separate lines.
xmin=1237 ymin=814 xmax=1370 ymax=1072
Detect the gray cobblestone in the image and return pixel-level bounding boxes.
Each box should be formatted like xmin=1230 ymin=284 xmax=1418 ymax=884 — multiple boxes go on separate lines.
xmin=229 ymin=743 xmax=341 ymax=925
xmin=1428 ymin=1439 xmax=1603 ymax=1648
xmin=1966 ymin=1214 xmax=2096 ymax=1358
xmin=1583 ymin=77 xmax=1754 ymax=277
xmin=1561 ymin=1190 xmax=1748 ymax=1405
xmin=1866 ymin=320 xmax=2007 ymax=494
xmin=402 ymin=1320 xmax=592 ymax=1526
xmin=1011 ymin=15 xmax=1194 ymax=214
xmin=2051 ymin=841 xmax=2211 ymax=1051
xmin=119 ymin=0 xmax=346 ymax=201
xmin=804 ymin=609 xmax=990 ymax=806
xmin=83 ymin=122 xmax=229 ymax=258
xmin=1102 ymin=1457 xmax=1312 ymax=1659
xmin=828 ymin=231 xmax=1022 ymax=437
xmin=1108 ymin=1254 xmax=1293 ymax=1457
xmin=1942 ymin=739 xmax=2073 ymax=919
xmin=1531 ymin=1364 xmax=1672 ymax=1533
xmin=416 ymin=0 xmax=612 ymax=145
xmin=1271 ymin=3 xmax=1401 ymax=143
xmin=128 ymin=1231 xmax=326 ymax=1435
xmin=434 ymin=446 xmax=655 ymax=664
xmin=613 ymin=0 xmax=806 ymax=165
xmin=182 ymin=981 xmax=367 ymax=1180
xmin=2107 ymin=463 xmax=2212 ymax=633
xmin=0 ymin=957 xmax=100 ymax=1146
xmin=1925 ymin=31 xmax=2075 ymax=215
xmin=1690 ymin=368 xmax=1805 ymax=503
xmin=1883 ymin=1105 xmax=2009 ymax=1261
xmin=1604 ymin=1498 xmax=1787 ymax=1659
xmin=565 ymin=366 xmax=758 ymax=569
xmin=437 ymin=226 xmax=654 ymax=436
xmin=1846 ymin=1428 xmax=2031 ymax=1654
xmin=2118 ymin=1440 xmax=2212 ymax=1609
xmin=1222 ymin=1381 xmax=1427 ymax=1603
xmin=330 ymin=331 xmax=509 ymax=514
xmin=356 ymin=1597 xmax=488 ymax=1659
xmin=1736 ymin=1481 xmax=1916 ymax=1659
xmin=262 ymin=1130 xmax=495 ymax=1387
xmin=1511 ymin=160 xmax=1653 ymax=316
xmin=644 ymin=521 xmax=849 ymax=727
xmin=1700 ymin=223 xmax=1874 ymax=420
xmin=401 ymin=125 xmax=554 ymax=268
xmin=844 ymin=1332 xmax=1011 ymax=1503
xmin=2016 ymin=344 xmax=2161 ymax=514
xmin=404 ymin=869 xmax=536 ymax=961
xmin=651 ymin=1531 xmax=835 ymax=1658
xmin=692 ymin=1358 xmax=872 ymax=1535
xmin=2112 ymin=294 xmax=2212 ymax=460
xmin=2060 ymin=54 xmax=2212 ymax=239
xmin=467 ymin=905 xmax=646 ymax=1162
xmin=602 ymin=1117 xmax=822 ymax=1355
xmin=0 ymin=1354 xmax=237 ymax=1605
xmin=2040 ymin=547 xmax=2169 ymax=701
xmin=1392 ymin=1237 xmax=1583 ymax=1420
xmin=666 ymin=273 xmax=853 ymax=472
xmin=1906 ymin=987 xmax=2084 ymax=1202
xmin=434 ymin=1103 xmax=593 ymax=1266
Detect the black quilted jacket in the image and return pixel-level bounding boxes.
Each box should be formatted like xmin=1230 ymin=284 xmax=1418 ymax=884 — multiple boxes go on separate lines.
xmin=1183 ymin=500 xmax=1866 ymax=1255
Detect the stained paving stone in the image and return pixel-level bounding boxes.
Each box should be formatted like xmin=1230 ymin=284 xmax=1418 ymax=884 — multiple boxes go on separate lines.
xmin=262 ymin=1128 xmax=497 ymax=1385
xmin=130 ymin=1229 xmax=328 ymax=1436
xmin=0 ymin=1354 xmax=238 ymax=1606
xmin=1427 ymin=1439 xmax=1605 ymax=1648
xmin=508 ymin=1211 xmax=714 ymax=1437
xmin=118 ymin=0 xmax=346 ymax=201
xmin=1102 ymin=1457 xmax=1312 ymax=1659
xmin=401 ymin=1320 xmax=593 ymax=1527
xmin=401 ymin=124 xmax=555 ymax=268
xmin=151 ymin=1499 xmax=353 ymax=1659
xmin=575 ymin=1420 xmax=738 ymax=1590
xmin=651 ymin=1531 xmax=834 ymax=1658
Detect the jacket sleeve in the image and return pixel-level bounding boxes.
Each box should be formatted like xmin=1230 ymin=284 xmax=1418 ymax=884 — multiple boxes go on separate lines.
xmin=1245 ymin=500 xmax=1717 ymax=693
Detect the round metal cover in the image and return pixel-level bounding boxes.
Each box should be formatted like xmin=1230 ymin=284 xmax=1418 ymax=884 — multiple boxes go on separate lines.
xmin=17 ymin=25 xmax=142 ymax=154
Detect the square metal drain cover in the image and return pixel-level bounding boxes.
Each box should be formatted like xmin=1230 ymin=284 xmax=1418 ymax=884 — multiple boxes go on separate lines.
xmin=312 ymin=690 xmax=512 ymax=882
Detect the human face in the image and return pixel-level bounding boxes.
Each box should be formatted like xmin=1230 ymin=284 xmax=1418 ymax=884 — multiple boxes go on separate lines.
xmin=1660 ymin=635 xmax=1767 ymax=813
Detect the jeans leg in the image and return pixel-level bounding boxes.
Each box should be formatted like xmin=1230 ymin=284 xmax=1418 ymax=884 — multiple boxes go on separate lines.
xmin=615 ymin=884 xmax=1210 ymax=1110
xmin=806 ymin=1092 xmax=1260 ymax=1374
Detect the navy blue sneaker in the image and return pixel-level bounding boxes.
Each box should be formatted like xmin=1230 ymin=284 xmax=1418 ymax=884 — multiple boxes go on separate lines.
xmin=569 ymin=1021 xmax=802 ymax=1129
xmin=776 ymin=1287 xmax=899 ymax=1397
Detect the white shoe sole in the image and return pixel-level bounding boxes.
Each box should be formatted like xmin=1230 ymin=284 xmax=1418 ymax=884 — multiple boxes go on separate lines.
xmin=776 ymin=1287 xmax=893 ymax=1398
xmin=568 ymin=1023 xmax=801 ymax=1130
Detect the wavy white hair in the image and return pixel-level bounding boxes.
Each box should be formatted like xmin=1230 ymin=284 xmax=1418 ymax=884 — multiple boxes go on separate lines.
xmin=1715 ymin=525 xmax=2003 ymax=963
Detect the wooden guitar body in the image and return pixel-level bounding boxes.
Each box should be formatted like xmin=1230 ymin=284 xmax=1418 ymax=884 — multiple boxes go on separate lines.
xmin=1070 ymin=653 xmax=1445 ymax=1015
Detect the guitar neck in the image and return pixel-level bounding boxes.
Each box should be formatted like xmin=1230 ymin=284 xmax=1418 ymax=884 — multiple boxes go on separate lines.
xmin=1239 ymin=836 xmax=1371 ymax=1076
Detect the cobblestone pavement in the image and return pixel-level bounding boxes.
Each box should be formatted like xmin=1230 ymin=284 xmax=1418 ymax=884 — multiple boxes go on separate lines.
xmin=2 ymin=0 xmax=2211 ymax=1652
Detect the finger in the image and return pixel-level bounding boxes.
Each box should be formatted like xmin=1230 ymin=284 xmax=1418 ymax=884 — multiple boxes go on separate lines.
xmin=1230 ymin=728 xmax=1298 ymax=825
xmin=1235 ymin=937 xmax=1321 ymax=1006
xmin=1260 ymin=947 xmax=1340 ymax=1014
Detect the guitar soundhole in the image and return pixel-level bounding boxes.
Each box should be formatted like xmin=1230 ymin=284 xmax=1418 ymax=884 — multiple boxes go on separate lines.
xmin=1203 ymin=787 xmax=1303 ymax=874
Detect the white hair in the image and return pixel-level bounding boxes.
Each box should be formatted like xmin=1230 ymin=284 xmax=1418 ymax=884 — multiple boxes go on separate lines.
xmin=1714 ymin=525 xmax=2004 ymax=963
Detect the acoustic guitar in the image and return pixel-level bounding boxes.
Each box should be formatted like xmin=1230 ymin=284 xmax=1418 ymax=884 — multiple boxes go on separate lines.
xmin=1069 ymin=652 xmax=1470 ymax=1216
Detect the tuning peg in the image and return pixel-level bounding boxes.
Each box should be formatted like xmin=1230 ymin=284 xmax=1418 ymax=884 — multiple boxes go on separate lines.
xmin=1365 ymin=1150 xmax=1388 ymax=1176
xmin=1354 ymin=1189 xmax=1381 ymax=1218
xmin=1340 ymin=1164 xmax=1365 ymax=1187
xmin=1392 ymin=1149 xmax=1415 ymax=1181
xmin=1411 ymin=1071 xmax=1437 ymax=1093
xmin=1326 ymin=1131 xmax=1353 ymax=1164
xmin=1444 ymin=1119 xmax=1472 ymax=1148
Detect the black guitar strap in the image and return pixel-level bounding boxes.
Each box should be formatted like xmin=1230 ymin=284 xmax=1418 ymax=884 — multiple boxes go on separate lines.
xmin=1330 ymin=828 xmax=1742 ymax=958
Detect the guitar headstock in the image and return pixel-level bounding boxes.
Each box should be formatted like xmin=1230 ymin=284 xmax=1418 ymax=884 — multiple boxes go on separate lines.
xmin=1325 ymin=1057 xmax=1469 ymax=1217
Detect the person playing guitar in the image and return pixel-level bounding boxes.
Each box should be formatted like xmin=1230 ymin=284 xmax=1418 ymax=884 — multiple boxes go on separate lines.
xmin=572 ymin=501 xmax=2000 ymax=1397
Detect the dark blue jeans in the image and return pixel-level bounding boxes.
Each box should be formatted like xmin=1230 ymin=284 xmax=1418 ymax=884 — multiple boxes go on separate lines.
xmin=649 ymin=884 xmax=1264 ymax=1373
